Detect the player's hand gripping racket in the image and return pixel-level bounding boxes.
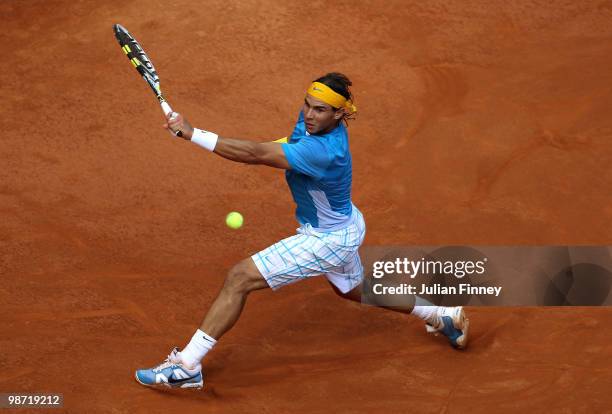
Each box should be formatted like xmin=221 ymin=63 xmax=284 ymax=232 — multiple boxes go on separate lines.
xmin=113 ymin=23 xmax=182 ymax=137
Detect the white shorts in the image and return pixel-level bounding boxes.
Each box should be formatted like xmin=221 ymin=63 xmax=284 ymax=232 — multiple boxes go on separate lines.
xmin=252 ymin=209 xmax=366 ymax=294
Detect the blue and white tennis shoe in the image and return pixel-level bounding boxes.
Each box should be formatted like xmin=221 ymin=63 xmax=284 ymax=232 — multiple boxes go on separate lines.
xmin=135 ymin=347 xmax=203 ymax=389
xmin=425 ymin=306 xmax=469 ymax=349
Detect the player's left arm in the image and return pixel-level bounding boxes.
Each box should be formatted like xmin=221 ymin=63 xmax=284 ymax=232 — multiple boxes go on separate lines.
xmin=213 ymin=137 xmax=290 ymax=169
xmin=165 ymin=112 xmax=289 ymax=169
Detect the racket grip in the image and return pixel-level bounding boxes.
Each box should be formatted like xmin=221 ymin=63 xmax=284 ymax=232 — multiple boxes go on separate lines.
xmin=160 ymin=101 xmax=173 ymax=117
xmin=160 ymin=101 xmax=183 ymax=137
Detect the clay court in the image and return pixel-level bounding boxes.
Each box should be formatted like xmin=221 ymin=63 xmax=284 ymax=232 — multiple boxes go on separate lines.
xmin=1 ymin=0 xmax=612 ymax=412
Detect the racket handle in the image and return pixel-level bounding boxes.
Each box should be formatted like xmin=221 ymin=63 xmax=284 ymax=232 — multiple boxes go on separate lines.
xmin=160 ymin=101 xmax=183 ymax=137
xmin=160 ymin=101 xmax=173 ymax=117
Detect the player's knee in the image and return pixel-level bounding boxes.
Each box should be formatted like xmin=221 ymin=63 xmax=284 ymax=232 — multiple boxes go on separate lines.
xmin=224 ymin=260 xmax=261 ymax=295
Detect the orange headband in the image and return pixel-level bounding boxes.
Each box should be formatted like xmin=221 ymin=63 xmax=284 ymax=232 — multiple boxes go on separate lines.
xmin=306 ymin=82 xmax=357 ymax=114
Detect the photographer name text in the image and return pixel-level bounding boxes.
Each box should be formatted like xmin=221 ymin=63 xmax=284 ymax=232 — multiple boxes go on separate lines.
xmin=372 ymin=283 xmax=502 ymax=297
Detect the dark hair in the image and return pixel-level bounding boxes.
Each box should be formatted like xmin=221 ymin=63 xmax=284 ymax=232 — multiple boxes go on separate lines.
xmin=314 ymin=72 xmax=355 ymax=123
xmin=314 ymin=72 xmax=353 ymax=102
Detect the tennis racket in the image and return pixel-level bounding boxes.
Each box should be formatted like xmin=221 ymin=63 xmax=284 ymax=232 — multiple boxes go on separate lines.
xmin=113 ymin=23 xmax=182 ymax=137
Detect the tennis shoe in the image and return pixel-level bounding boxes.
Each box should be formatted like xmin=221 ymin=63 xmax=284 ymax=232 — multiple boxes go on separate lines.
xmin=425 ymin=306 xmax=469 ymax=349
xmin=135 ymin=347 xmax=203 ymax=389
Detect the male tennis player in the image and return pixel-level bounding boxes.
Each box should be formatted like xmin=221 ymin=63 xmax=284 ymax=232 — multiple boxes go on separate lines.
xmin=135 ymin=73 xmax=469 ymax=389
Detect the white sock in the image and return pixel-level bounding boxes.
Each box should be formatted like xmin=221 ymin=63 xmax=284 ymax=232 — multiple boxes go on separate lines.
xmin=180 ymin=329 xmax=217 ymax=369
xmin=411 ymin=305 xmax=440 ymax=325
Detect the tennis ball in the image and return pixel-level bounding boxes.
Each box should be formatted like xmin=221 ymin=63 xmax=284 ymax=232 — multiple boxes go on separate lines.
xmin=225 ymin=212 xmax=243 ymax=229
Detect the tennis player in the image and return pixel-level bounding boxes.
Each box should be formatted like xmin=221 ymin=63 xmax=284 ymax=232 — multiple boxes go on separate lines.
xmin=135 ymin=73 xmax=469 ymax=389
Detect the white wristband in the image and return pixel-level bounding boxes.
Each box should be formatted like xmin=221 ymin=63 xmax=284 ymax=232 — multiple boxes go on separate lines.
xmin=191 ymin=128 xmax=219 ymax=152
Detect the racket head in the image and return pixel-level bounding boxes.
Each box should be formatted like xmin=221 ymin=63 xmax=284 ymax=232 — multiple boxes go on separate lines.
xmin=113 ymin=24 xmax=163 ymax=99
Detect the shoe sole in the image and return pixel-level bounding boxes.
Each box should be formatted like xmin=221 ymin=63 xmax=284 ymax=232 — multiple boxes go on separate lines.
xmin=134 ymin=372 xmax=203 ymax=390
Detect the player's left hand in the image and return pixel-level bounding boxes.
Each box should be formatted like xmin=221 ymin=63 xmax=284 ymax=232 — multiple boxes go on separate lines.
xmin=163 ymin=112 xmax=194 ymax=140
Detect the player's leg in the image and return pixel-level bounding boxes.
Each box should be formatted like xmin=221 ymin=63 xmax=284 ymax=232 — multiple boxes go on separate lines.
xmin=328 ymin=279 xmax=416 ymax=313
xmin=135 ymin=257 xmax=268 ymax=389
xmin=327 ymin=258 xmax=469 ymax=349
xmin=175 ymin=257 xmax=269 ymax=368
xmin=199 ymin=258 xmax=269 ymax=339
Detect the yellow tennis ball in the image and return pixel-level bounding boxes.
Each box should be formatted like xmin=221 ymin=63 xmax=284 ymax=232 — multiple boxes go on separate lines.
xmin=225 ymin=212 xmax=243 ymax=229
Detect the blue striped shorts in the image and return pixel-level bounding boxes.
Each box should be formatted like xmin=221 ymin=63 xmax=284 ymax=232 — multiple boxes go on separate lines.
xmin=252 ymin=209 xmax=366 ymax=293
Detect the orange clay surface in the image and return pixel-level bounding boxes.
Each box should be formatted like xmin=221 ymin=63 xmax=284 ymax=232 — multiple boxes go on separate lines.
xmin=1 ymin=1 xmax=612 ymax=412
